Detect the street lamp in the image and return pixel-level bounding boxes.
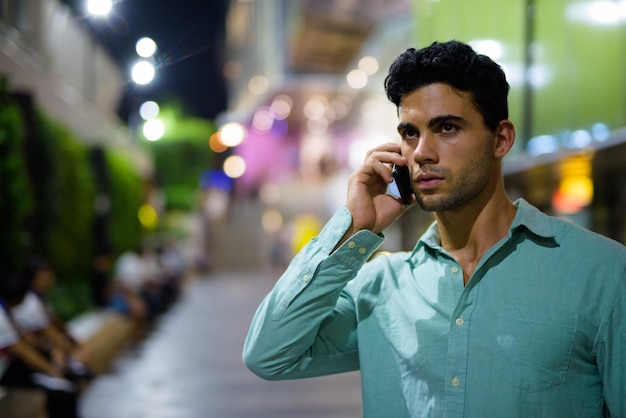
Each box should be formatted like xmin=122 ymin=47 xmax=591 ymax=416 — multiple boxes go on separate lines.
xmin=86 ymin=0 xmax=113 ymax=16
xmin=139 ymin=101 xmax=160 ymax=120
xmin=136 ymin=37 xmax=157 ymax=58
xmin=131 ymin=60 xmax=156 ymax=85
xmin=131 ymin=37 xmax=157 ymax=85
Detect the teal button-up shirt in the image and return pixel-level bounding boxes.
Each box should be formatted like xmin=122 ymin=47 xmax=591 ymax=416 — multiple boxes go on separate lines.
xmin=243 ymin=199 xmax=626 ymax=417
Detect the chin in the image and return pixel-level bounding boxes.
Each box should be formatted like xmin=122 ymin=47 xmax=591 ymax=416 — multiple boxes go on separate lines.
xmin=417 ymin=195 xmax=463 ymax=212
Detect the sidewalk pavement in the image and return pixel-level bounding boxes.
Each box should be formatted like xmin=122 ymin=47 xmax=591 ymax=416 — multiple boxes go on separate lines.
xmin=79 ymin=271 xmax=362 ymax=418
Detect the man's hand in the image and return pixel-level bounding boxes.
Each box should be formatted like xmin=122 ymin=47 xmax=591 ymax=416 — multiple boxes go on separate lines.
xmin=337 ymin=143 xmax=414 ymax=247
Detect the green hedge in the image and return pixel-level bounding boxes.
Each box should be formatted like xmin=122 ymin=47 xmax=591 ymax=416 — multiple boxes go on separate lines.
xmin=106 ymin=149 xmax=144 ymax=254
xmin=0 ymin=78 xmax=147 ymax=319
xmin=0 ymin=80 xmax=32 ymax=277
xmin=33 ymin=112 xmax=96 ymax=277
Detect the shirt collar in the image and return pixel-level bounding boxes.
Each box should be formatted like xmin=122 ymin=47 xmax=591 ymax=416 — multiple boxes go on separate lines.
xmin=409 ymin=198 xmax=556 ymax=259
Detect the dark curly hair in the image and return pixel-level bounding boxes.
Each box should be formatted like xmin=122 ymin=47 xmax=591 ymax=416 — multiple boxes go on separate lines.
xmin=384 ymin=40 xmax=509 ymax=132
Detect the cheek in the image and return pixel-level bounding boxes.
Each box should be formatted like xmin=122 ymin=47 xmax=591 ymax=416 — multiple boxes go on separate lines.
xmin=456 ymin=146 xmax=495 ymax=183
xmin=400 ymin=142 xmax=416 ymax=158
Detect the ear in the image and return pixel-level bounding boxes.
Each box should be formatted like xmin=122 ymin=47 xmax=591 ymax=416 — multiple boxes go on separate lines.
xmin=494 ymin=120 xmax=515 ymax=159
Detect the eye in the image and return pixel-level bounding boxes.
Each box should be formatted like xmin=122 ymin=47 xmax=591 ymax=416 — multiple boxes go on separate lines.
xmin=441 ymin=123 xmax=457 ymax=133
xmin=404 ymin=128 xmax=418 ymax=139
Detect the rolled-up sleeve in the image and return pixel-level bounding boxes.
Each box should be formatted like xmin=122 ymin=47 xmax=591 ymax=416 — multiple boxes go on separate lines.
xmin=243 ymin=206 xmax=384 ymax=380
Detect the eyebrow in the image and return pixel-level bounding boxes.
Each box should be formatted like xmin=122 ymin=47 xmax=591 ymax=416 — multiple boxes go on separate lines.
xmin=397 ymin=115 xmax=466 ymax=133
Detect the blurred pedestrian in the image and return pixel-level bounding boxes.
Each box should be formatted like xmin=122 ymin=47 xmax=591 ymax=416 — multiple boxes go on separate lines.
xmin=243 ymin=40 xmax=626 ymax=417
xmin=108 ymin=247 xmax=154 ymax=340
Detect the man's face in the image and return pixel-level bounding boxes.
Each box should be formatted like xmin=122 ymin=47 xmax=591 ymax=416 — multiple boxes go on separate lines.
xmin=397 ymin=83 xmax=499 ymax=212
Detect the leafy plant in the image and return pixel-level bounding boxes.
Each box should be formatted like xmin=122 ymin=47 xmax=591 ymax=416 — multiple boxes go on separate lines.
xmin=0 ymin=79 xmax=32 ymax=277
xmin=106 ymin=148 xmax=144 ymax=255
xmin=142 ymin=103 xmax=217 ymax=211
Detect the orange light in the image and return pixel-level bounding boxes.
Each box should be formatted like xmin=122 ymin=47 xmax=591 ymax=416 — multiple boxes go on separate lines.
xmin=209 ymin=132 xmax=228 ymax=153
xmin=553 ymin=155 xmax=594 ymax=214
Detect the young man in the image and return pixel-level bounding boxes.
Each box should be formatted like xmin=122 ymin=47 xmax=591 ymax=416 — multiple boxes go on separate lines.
xmin=243 ymin=41 xmax=626 ymax=417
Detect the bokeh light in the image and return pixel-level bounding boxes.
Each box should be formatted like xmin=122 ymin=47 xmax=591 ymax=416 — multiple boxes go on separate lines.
xmin=469 ymin=39 xmax=505 ymax=60
xmin=136 ymin=37 xmax=157 ymax=58
xmin=358 ymin=56 xmax=379 ymax=75
xmin=270 ymin=95 xmax=293 ymax=120
xmin=262 ymin=209 xmax=284 ymax=234
xmin=252 ymin=107 xmax=274 ymax=133
xmin=346 ymin=69 xmax=368 ymax=89
xmin=87 ymin=0 xmax=112 ymax=16
xmin=139 ymin=101 xmax=160 ymax=120
xmin=132 ymin=60 xmax=155 ymax=85
xmin=143 ymin=119 xmax=164 ymax=141
xmin=219 ymin=122 xmax=247 ymax=147
xmin=209 ymin=132 xmax=228 ymax=153
xmin=248 ymin=75 xmax=269 ymax=95
xmin=138 ymin=203 xmax=158 ymax=229
xmin=223 ymin=155 xmax=246 ymax=178
xmin=303 ymin=96 xmax=327 ymax=120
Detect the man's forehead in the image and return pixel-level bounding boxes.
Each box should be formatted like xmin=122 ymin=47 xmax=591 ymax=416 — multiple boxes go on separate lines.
xmin=398 ymin=84 xmax=476 ymax=120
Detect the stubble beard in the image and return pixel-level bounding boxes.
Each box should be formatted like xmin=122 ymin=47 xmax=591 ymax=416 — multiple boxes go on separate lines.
xmin=414 ymin=150 xmax=495 ymax=213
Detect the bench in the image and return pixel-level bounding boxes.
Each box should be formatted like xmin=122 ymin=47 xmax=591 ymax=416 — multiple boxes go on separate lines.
xmin=68 ymin=309 xmax=137 ymax=374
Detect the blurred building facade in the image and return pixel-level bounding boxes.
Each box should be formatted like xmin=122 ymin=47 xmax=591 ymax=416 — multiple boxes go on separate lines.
xmin=0 ymin=0 xmax=150 ymax=174
xmin=215 ymin=0 xmax=626 ymax=263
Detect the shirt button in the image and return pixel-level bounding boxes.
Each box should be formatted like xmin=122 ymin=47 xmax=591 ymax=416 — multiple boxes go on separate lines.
xmin=451 ymin=266 xmax=459 ymax=274
xmin=302 ymin=274 xmax=310 ymax=282
xmin=451 ymin=377 xmax=460 ymax=387
xmin=347 ymin=241 xmax=356 ymax=249
xmin=358 ymin=247 xmax=366 ymax=254
xmin=455 ymin=317 xmax=464 ymax=326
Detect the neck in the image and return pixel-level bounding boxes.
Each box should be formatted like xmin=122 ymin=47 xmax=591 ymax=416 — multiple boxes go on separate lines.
xmin=435 ymin=187 xmax=516 ymax=262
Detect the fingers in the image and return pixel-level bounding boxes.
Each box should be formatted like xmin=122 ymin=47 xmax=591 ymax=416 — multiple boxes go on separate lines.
xmin=362 ymin=143 xmax=408 ymax=184
xmin=344 ymin=143 xmax=411 ymax=234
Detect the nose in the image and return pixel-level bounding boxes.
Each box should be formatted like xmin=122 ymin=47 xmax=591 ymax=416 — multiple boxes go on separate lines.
xmin=412 ymin=133 xmax=438 ymax=165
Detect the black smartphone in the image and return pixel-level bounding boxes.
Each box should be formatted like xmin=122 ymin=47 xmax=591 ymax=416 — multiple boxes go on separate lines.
xmin=392 ymin=164 xmax=414 ymax=205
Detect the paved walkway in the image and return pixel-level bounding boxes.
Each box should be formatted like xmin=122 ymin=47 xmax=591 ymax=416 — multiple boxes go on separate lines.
xmin=79 ymin=271 xmax=362 ymax=418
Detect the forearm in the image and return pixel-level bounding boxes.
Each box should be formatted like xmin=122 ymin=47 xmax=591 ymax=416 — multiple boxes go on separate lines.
xmin=9 ymin=340 xmax=60 ymax=377
xmin=43 ymin=326 xmax=76 ymax=354
xmin=243 ymin=207 xmax=383 ymax=380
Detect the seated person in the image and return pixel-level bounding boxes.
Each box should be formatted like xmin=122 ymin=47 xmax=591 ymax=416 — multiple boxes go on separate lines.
xmin=0 ymin=276 xmax=80 ymax=418
xmin=22 ymin=258 xmax=92 ymax=382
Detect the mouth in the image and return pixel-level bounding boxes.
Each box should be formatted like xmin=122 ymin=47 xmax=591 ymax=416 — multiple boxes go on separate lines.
xmin=415 ymin=173 xmax=443 ymax=190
